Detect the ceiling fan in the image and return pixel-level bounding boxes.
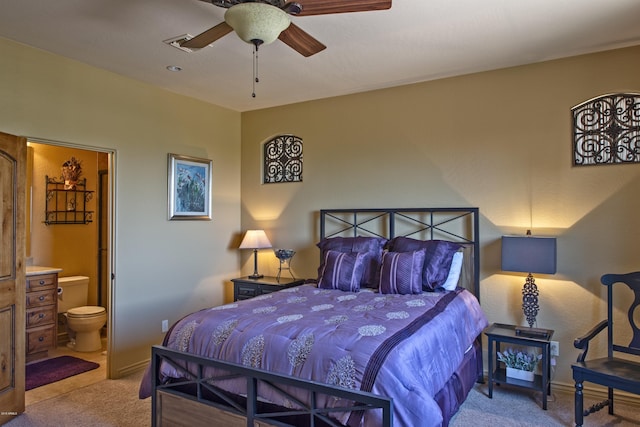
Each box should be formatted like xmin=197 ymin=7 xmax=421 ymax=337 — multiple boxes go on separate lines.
xmin=180 ymin=0 xmax=392 ymax=57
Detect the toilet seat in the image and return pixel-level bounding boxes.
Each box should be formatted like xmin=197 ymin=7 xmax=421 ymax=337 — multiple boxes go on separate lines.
xmin=67 ymin=305 xmax=106 ymax=318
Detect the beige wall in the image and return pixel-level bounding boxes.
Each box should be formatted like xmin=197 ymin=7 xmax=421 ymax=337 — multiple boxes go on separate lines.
xmin=0 ymin=37 xmax=242 ymax=377
xmin=240 ymin=45 xmax=640 ymax=387
xmin=29 ymin=144 xmax=100 ymax=305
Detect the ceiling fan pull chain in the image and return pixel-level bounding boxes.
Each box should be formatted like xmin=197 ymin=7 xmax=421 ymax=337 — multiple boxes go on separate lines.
xmin=252 ymin=42 xmax=260 ymax=98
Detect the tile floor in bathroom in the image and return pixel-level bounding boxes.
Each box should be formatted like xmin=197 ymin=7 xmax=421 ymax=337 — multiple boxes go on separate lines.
xmin=25 ymin=337 xmax=107 ymax=406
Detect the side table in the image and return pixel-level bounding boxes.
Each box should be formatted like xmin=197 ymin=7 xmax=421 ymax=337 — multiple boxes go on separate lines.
xmin=484 ymin=322 xmax=554 ymax=409
xmin=231 ymin=276 xmax=305 ymax=301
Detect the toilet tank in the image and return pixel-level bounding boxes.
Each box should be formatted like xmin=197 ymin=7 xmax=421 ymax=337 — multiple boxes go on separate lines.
xmin=58 ymin=276 xmax=89 ymax=313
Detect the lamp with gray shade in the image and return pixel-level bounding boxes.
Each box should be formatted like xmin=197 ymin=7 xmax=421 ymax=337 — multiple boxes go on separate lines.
xmin=501 ymin=230 xmax=557 ymax=337
xmin=239 ymin=230 xmax=272 ymax=279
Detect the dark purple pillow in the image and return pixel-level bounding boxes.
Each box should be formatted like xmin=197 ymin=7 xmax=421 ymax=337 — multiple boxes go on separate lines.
xmin=388 ymin=237 xmax=462 ymax=291
xmin=317 ymin=250 xmax=365 ymax=292
xmin=379 ymin=249 xmax=426 ymax=295
xmin=317 ymin=237 xmax=387 ymax=288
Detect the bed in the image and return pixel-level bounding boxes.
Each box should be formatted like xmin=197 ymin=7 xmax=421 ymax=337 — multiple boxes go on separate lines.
xmin=139 ymin=207 xmax=487 ymax=427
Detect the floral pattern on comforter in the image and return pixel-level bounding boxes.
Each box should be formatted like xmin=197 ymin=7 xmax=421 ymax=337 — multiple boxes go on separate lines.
xmin=143 ymin=284 xmax=487 ymax=427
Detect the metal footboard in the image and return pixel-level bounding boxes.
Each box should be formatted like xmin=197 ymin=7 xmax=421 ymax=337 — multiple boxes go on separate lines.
xmin=151 ymin=345 xmax=393 ymax=427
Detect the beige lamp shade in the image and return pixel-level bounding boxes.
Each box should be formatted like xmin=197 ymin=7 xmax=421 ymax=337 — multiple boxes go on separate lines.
xmin=239 ymin=230 xmax=272 ymax=249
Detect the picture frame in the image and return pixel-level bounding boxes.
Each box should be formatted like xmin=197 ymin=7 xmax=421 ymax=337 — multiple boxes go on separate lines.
xmin=168 ymin=153 xmax=212 ymax=220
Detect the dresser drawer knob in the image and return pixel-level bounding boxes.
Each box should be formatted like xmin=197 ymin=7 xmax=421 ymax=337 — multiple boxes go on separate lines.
xmin=39 ymin=313 xmax=45 ymax=319
xmin=39 ymin=280 xmax=45 ymax=285
xmin=39 ymin=296 xmax=45 ymax=301
xmin=38 ymin=336 xmax=44 ymax=342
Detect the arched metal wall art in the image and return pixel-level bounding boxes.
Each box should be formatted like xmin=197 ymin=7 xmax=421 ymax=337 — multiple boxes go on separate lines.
xmin=572 ymin=93 xmax=640 ymax=166
xmin=263 ymin=135 xmax=303 ymax=183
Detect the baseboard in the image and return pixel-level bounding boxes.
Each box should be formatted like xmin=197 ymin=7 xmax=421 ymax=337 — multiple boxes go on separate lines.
xmin=550 ymin=381 xmax=640 ymax=408
xmin=115 ymin=358 xmax=149 ymax=379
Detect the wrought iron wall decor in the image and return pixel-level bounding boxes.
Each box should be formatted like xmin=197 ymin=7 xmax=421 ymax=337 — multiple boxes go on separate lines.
xmin=263 ymin=135 xmax=303 ymax=183
xmin=572 ymin=93 xmax=640 ymax=166
xmin=45 ymin=175 xmax=94 ymax=224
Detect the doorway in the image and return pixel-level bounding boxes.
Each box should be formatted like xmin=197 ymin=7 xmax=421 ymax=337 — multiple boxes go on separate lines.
xmin=25 ymin=138 xmax=115 ymax=403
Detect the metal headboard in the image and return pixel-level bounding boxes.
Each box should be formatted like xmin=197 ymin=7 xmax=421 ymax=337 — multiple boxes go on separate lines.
xmin=320 ymin=208 xmax=480 ymax=300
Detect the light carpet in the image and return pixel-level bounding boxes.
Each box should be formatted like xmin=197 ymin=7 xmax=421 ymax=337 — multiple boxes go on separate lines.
xmin=5 ymin=370 xmax=639 ymax=426
xmin=6 ymin=370 xmax=149 ymax=427
xmin=450 ymin=383 xmax=639 ymax=427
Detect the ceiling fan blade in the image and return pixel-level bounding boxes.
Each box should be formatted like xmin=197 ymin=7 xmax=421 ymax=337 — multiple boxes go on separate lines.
xmin=180 ymin=22 xmax=233 ymax=49
xmin=295 ymin=0 xmax=391 ymax=16
xmin=278 ymin=23 xmax=326 ymax=57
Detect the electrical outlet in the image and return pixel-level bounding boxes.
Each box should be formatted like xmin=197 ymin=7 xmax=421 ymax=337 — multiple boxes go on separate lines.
xmin=162 ymin=319 xmax=169 ymax=333
xmin=550 ymin=340 xmax=559 ymax=356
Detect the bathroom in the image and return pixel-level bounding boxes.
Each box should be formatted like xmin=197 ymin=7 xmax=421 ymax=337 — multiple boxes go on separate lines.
xmin=27 ymin=141 xmax=110 ymax=373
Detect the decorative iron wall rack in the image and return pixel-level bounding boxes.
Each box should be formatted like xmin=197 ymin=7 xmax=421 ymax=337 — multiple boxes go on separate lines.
xmin=44 ymin=175 xmax=94 ymax=225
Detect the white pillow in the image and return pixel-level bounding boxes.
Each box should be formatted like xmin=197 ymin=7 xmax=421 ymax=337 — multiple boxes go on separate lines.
xmin=440 ymin=251 xmax=463 ymax=291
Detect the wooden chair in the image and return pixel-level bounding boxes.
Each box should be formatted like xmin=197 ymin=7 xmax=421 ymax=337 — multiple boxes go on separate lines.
xmin=571 ymin=272 xmax=640 ymax=427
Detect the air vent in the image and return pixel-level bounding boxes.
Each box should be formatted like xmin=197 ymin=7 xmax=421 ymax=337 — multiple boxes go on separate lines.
xmin=163 ymin=34 xmax=198 ymax=53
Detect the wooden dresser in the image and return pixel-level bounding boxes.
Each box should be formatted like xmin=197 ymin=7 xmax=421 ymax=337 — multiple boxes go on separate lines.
xmin=25 ymin=267 xmax=61 ymax=362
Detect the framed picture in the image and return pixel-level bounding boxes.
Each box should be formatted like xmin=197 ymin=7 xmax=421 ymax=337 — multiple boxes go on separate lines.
xmin=168 ymin=153 xmax=212 ymax=220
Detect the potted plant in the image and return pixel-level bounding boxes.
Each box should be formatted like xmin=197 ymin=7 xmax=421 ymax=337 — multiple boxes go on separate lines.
xmin=497 ymin=348 xmax=541 ymax=381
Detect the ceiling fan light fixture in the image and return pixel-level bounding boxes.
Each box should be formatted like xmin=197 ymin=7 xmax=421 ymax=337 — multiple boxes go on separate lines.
xmin=225 ymin=3 xmax=290 ymax=46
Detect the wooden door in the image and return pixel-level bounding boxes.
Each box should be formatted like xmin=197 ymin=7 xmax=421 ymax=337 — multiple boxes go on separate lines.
xmin=0 ymin=131 xmax=26 ymax=424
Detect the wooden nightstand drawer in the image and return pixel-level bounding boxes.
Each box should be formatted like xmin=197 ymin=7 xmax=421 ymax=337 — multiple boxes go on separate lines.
xmin=26 ymin=273 xmax=57 ymax=292
xmin=231 ymin=276 xmax=305 ymax=302
xmin=27 ymin=325 xmax=56 ymax=354
xmin=259 ymin=285 xmax=281 ymax=294
xmin=236 ymin=285 xmax=258 ymax=300
xmin=26 ymin=305 xmax=56 ymax=328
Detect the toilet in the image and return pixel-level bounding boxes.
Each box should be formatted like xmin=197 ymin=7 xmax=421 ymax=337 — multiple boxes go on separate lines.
xmin=57 ymin=276 xmax=107 ymax=352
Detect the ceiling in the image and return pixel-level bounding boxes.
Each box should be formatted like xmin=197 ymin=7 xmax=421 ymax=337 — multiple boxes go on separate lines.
xmin=1 ymin=0 xmax=640 ymax=112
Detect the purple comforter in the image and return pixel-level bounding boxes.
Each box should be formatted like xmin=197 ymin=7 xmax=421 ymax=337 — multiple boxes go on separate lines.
xmin=140 ymin=284 xmax=487 ymax=427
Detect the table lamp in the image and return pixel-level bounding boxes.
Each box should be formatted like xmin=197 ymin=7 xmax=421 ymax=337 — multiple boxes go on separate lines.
xmin=501 ymin=230 xmax=556 ymax=337
xmin=239 ymin=230 xmax=272 ymax=279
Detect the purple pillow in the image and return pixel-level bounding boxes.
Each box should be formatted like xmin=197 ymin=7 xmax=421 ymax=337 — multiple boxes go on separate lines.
xmin=318 ymin=250 xmax=366 ymax=292
xmin=388 ymin=237 xmax=462 ymax=291
xmin=317 ymin=237 xmax=387 ymax=288
xmin=379 ymin=249 xmax=426 ymax=295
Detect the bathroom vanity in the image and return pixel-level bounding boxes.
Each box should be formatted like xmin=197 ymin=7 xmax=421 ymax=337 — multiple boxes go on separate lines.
xmin=25 ymin=266 xmax=61 ymax=362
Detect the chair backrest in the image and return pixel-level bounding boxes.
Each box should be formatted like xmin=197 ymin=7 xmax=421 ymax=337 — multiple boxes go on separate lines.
xmin=600 ymin=272 xmax=640 ymax=358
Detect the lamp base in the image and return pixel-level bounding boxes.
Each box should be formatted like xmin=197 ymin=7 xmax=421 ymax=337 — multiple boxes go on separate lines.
xmin=515 ymin=326 xmax=551 ymax=340
xmin=522 ymin=273 xmax=540 ymax=329
xmin=248 ymin=248 xmax=264 ymax=280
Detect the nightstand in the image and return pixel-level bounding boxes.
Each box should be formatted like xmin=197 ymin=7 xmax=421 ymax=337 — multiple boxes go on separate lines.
xmin=485 ymin=323 xmax=554 ymax=409
xmin=231 ymin=276 xmax=305 ymax=301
